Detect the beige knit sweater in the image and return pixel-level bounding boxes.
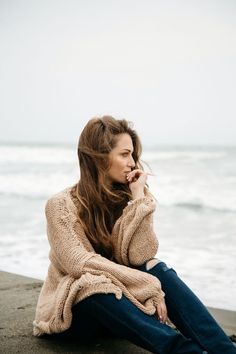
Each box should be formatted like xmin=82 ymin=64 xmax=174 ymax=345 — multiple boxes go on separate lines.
xmin=33 ymin=185 xmax=165 ymax=336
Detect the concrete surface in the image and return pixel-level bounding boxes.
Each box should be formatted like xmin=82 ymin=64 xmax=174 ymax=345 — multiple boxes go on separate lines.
xmin=0 ymin=270 xmax=235 ymax=354
xmin=0 ymin=271 xmax=151 ymax=354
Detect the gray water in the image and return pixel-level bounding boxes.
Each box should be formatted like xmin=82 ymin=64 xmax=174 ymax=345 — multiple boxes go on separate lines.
xmin=0 ymin=143 xmax=235 ymax=310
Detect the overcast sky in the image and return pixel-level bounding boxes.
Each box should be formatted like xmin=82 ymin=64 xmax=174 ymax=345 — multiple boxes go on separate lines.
xmin=0 ymin=0 xmax=235 ymax=146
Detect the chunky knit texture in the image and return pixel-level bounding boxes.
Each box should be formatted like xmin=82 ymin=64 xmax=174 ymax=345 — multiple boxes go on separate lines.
xmin=33 ymin=185 xmax=165 ymax=336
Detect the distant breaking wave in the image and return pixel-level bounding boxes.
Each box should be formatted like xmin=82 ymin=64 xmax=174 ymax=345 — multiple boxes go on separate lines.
xmin=1 ymin=189 xmax=235 ymax=213
xmin=1 ymin=144 xmax=235 ymax=213
xmin=0 ymin=191 xmax=47 ymax=200
xmin=172 ymin=202 xmax=235 ymax=213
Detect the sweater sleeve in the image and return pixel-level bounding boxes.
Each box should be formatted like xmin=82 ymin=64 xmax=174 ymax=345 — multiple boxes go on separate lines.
xmin=111 ymin=190 xmax=159 ymax=266
xmin=45 ymin=196 xmax=97 ymax=278
xmin=45 ymin=194 xmax=165 ymax=307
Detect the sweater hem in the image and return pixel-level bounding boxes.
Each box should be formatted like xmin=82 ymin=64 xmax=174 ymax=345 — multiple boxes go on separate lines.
xmin=33 ymin=283 xmax=122 ymax=337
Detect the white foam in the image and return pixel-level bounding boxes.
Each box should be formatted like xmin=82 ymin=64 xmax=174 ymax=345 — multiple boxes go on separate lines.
xmin=1 ymin=144 xmax=236 ymax=310
xmin=0 ymin=145 xmax=76 ymax=164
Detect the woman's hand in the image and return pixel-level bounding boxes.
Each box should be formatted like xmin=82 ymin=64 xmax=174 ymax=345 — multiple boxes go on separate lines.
xmin=155 ymin=297 xmax=168 ymax=324
xmin=126 ymin=169 xmax=148 ymax=199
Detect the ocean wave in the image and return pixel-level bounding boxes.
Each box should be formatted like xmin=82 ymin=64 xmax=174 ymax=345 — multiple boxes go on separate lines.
xmin=1 ymin=190 xmax=235 ymax=213
xmin=0 ymin=145 xmax=76 ymax=164
xmin=142 ymin=150 xmax=228 ymax=162
xmin=172 ymin=202 xmax=235 ymax=213
xmin=0 ymin=191 xmax=48 ymax=200
xmin=0 ymin=173 xmax=78 ymax=199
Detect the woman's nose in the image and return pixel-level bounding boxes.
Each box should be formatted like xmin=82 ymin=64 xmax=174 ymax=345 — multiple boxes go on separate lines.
xmin=128 ymin=156 xmax=135 ymax=168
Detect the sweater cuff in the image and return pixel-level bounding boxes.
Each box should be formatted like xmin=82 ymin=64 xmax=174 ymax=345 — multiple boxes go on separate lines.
xmin=124 ymin=195 xmax=156 ymax=214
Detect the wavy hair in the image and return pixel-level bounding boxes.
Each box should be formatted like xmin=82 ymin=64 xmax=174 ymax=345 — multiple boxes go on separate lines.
xmin=71 ymin=115 xmax=143 ymax=261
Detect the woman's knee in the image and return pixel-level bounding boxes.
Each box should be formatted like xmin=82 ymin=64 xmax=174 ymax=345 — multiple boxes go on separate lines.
xmin=145 ymin=258 xmax=161 ymax=270
xmin=144 ymin=259 xmax=177 ymax=276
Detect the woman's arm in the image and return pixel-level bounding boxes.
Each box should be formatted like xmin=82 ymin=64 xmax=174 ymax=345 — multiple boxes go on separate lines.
xmin=111 ymin=190 xmax=159 ymax=267
xmin=46 ymin=193 xmax=157 ymax=275
xmin=45 ymin=194 xmax=164 ymax=307
xmin=45 ymin=196 xmax=96 ymax=277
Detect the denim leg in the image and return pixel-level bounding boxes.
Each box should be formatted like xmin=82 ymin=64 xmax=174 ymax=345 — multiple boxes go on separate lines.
xmin=74 ymin=292 xmax=206 ymax=354
xmin=49 ymin=300 xmax=111 ymax=341
xmin=137 ymin=260 xmax=236 ymax=354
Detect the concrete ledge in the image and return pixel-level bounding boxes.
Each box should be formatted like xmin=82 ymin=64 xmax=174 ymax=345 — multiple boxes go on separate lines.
xmin=0 ymin=270 xmax=235 ymax=353
xmin=208 ymin=307 xmax=236 ymax=337
xmin=0 ymin=271 xmax=151 ymax=353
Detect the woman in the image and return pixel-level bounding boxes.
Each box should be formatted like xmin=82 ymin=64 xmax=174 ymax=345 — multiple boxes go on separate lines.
xmin=33 ymin=116 xmax=236 ymax=354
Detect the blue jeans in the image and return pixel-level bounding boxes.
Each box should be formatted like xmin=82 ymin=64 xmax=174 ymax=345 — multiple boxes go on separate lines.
xmin=59 ymin=261 xmax=236 ymax=354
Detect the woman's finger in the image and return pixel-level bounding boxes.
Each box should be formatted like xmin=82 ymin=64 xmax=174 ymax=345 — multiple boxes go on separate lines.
xmin=156 ymin=298 xmax=168 ymax=324
xmin=156 ymin=304 xmax=163 ymax=323
xmin=127 ymin=170 xmax=148 ymax=183
xmin=127 ymin=169 xmax=146 ymax=179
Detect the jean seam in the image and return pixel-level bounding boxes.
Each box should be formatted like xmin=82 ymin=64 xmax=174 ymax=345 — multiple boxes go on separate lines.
xmin=149 ymin=267 xmax=208 ymax=352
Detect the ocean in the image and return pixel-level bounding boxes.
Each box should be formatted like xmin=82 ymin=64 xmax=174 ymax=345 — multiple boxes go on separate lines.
xmin=0 ymin=143 xmax=235 ymax=311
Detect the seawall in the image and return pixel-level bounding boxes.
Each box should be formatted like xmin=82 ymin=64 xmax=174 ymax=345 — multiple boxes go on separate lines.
xmin=0 ymin=270 xmax=235 ymax=353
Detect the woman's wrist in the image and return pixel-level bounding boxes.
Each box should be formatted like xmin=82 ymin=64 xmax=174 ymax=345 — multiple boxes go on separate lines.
xmin=131 ymin=190 xmax=145 ymax=200
xmin=127 ymin=192 xmax=145 ymax=206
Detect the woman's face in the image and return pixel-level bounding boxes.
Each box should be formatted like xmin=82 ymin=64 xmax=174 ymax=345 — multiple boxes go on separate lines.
xmin=107 ymin=133 xmax=135 ymax=184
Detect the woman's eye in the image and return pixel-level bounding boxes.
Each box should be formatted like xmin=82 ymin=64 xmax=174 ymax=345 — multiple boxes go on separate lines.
xmin=122 ymin=153 xmax=129 ymax=157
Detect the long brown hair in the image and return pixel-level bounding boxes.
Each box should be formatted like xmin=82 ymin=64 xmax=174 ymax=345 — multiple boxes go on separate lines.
xmin=72 ymin=116 xmax=143 ymax=261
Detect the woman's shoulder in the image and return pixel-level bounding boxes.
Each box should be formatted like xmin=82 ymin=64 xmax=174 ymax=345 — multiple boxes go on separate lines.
xmin=45 ymin=184 xmax=78 ymax=214
xmin=47 ymin=184 xmax=76 ymax=200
